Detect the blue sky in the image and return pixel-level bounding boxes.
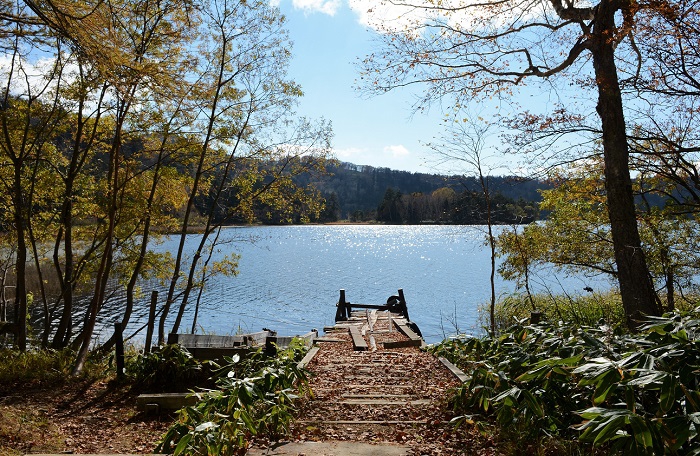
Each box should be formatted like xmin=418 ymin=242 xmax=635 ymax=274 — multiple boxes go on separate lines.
xmin=273 ymin=1 xmax=448 ymax=174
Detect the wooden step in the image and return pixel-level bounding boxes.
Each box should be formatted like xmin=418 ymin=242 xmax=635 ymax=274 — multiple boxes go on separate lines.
xmin=348 ymin=325 xmax=368 ymax=351
xmin=383 ymin=339 xmax=422 ymax=349
xmin=339 ymin=398 xmax=431 ymax=405
xmin=342 ymin=394 xmax=413 ymax=399
xmin=297 ymin=346 xmax=320 ymax=369
xmin=136 ymin=392 xmax=198 ymax=412
xmin=297 ymin=420 xmax=429 ymax=425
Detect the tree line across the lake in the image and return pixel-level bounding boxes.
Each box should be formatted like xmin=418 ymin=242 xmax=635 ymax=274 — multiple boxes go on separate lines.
xmin=203 ymin=160 xmax=545 ymax=225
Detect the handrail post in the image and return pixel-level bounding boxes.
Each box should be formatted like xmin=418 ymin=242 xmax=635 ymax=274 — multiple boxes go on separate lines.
xmin=335 ymin=289 xmax=348 ymax=322
xmin=114 ymin=322 xmax=125 ymax=379
xmin=144 ymin=290 xmax=158 ymax=354
xmin=398 ymin=289 xmax=409 ymax=321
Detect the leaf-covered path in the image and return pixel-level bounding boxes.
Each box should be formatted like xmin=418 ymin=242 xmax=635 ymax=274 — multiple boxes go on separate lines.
xmin=248 ymin=312 xmax=498 ymax=455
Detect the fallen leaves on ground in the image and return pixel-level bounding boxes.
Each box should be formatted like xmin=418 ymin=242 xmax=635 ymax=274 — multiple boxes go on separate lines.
xmin=253 ymin=316 xmax=501 ymax=455
xmin=0 ymin=378 xmax=171 ymax=455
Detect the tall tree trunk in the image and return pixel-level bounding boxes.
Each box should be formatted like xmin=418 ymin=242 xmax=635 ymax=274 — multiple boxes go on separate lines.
xmin=13 ymin=171 xmax=28 ymax=351
xmin=53 ymin=80 xmax=106 ymax=349
xmin=52 ymin=199 xmax=74 ymax=348
xmin=158 ymin=32 xmax=230 ymax=345
xmin=171 ymin=108 xmax=250 ymax=335
xmin=592 ymin=0 xmax=661 ymax=328
xmin=478 ymin=173 xmax=496 ymax=336
xmin=72 ymin=94 xmax=129 ymax=375
xmin=71 ymin=148 xmax=117 ymax=375
xmin=99 ymin=127 xmax=172 ymax=353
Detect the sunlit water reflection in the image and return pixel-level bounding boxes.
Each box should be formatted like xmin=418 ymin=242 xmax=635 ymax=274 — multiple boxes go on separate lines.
xmin=89 ymin=225 xmax=611 ymax=345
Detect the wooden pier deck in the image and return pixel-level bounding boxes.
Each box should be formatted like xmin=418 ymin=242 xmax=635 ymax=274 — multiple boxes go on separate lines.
xmin=247 ymin=291 xmax=482 ymax=455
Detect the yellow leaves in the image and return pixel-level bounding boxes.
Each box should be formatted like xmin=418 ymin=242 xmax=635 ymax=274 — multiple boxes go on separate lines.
xmin=210 ymin=253 xmax=240 ymax=277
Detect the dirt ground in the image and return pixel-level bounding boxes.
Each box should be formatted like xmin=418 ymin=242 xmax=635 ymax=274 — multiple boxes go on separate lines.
xmin=0 ymin=378 xmax=171 ymax=455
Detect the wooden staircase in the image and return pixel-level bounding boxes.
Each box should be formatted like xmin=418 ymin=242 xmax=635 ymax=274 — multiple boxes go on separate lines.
xmin=248 ymin=300 xmax=468 ymax=455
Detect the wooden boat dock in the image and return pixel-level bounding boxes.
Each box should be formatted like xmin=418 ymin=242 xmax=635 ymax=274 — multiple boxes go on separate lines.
xmin=247 ymin=289 xmax=471 ymax=455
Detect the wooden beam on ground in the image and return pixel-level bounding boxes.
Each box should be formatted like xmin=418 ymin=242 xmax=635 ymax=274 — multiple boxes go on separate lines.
xmin=136 ymin=392 xmax=198 ymax=412
xmin=393 ymin=319 xmax=424 ymax=347
xmin=348 ymin=325 xmax=368 ymax=351
xmin=383 ymin=339 xmax=422 ymax=349
xmin=297 ymin=346 xmax=320 ymax=369
xmin=438 ymin=356 xmax=469 ymax=383
xmin=314 ymin=336 xmax=345 ymax=343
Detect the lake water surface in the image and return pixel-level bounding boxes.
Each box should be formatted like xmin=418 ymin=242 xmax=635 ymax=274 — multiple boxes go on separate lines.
xmin=98 ymin=225 xmax=611 ymax=345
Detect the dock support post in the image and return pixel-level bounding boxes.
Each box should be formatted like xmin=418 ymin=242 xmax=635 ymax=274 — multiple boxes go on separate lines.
xmin=335 ymin=289 xmax=348 ymax=322
xmin=398 ymin=289 xmax=410 ymax=322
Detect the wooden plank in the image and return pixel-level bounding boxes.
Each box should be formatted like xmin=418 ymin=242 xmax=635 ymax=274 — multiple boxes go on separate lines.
xmin=167 ymin=331 xmax=281 ymax=348
xmin=322 ymin=326 xmax=348 ymax=332
xmin=340 ymin=398 xmax=431 ymax=405
xmin=136 ymin=392 xmax=198 ymax=411
xmin=244 ymin=330 xmax=272 ymax=346
xmin=348 ymin=325 xmax=368 ymax=351
xmin=167 ymin=333 xmax=244 ymax=347
xmin=438 ymin=356 xmax=469 ymax=383
xmin=393 ymin=320 xmax=423 ymax=342
xmin=347 ymin=303 xmax=391 ymax=310
xmin=313 ymin=337 xmax=345 ymax=343
xmin=383 ymin=339 xmax=422 ymax=349
xmin=297 ymin=346 xmax=320 ymax=369
xmin=186 ymin=346 xmax=254 ymax=361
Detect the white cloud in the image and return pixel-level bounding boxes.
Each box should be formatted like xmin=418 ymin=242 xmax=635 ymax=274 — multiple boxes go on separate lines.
xmin=384 ymin=144 xmax=410 ymax=157
xmin=335 ymin=145 xmax=410 ymax=163
xmin=290 ymin=0 xmax=342 ymax=15
xmin=335 ymin=146 xmax=368 ymax=160
xmin=347 ymin=0 xmax=543 ymax=35
xmin=348 ymin=0 xmax=434 ymax=33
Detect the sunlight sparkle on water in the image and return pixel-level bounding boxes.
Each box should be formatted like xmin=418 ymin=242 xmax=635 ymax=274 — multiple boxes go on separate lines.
xmin=92 ymin=225 xmax=610 ymax=345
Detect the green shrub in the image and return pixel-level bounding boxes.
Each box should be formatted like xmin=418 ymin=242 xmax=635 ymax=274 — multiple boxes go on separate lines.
xmin=484 ymin=291 xmax=627 ymax=333
xmin=432 ymin=308 xmax=700 ymax=455
xmin=124 ymin=344 xmax=215 ymax=392
xmin=157 ymin=341 xmax=309 ymax=455
xmin=0 ymin=348 xmax=108 ymax=386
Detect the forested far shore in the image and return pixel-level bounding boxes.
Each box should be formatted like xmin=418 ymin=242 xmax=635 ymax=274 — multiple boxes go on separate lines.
xmin=197 ymin=159 xmax=545 ymax=225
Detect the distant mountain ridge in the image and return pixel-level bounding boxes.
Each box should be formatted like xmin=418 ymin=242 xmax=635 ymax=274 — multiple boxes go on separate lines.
xmin=304 ymin=161 xmax=551 ymax=220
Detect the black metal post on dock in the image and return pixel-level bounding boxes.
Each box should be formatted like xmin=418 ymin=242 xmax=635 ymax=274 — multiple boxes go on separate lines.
xmin=398 ymin=288 xmax=409 ymax=321
xmin=335 ymin=289 xmax=348 ymax=322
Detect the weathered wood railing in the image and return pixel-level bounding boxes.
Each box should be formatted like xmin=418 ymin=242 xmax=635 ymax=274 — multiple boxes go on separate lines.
xmin=166 ymin=329 xmax=318 ymax=360
xmin=335 ymin=288 xmax=410 ymax=322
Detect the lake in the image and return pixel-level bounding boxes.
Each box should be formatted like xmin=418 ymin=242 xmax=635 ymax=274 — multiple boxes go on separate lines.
xmin=95 ymin=224 xmax=611 ymax=345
